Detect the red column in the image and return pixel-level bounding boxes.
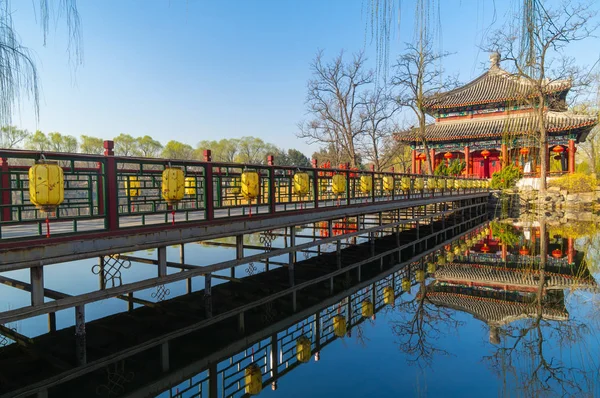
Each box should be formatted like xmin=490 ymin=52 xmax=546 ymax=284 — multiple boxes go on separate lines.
xmin=267 ymin=155 xmax=276 ymax=214
xmin=311 ymin=158 xmax=319 ymax=208
xmin=416 ymin=158 xmax=422 ymax=174
xmin=203 ymin=150 xmax=214 ymax=221
xmin=103 ymin=140 xmax=119 ymax=230
xmin=1 ymin=157 xmax=11 ymax=221
xmin=568 ymin=139 xmax=575 ymax=174
xmin=546 ymin=143 xmax=550 ymax=175
xmin=430 ymin=148 xmax=436 ymax=173
xmin=411 ymin=149 xmax=417 ymax=174
xmin=464 ymin=146 xmax=470 ymax=176
xmin=501 ymin=144 xmax=508 ymax=168
xmin=567 ymin=238 xmax=574 ymax=264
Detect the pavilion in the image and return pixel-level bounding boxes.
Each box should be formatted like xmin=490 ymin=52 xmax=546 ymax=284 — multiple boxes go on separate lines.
xmin=395 ymin=52 xmax=598 ymax=178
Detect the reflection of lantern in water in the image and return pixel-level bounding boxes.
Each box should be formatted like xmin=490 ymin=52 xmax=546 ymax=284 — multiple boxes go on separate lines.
xmin=333 ymin=315 xmax=347 ymax=337
xmin=296 ymin=336 xmax=312 ymax=363
xmin=244 ymin=365 xmax=263 ymax=395
xmin=520 ymin=147 xmax=530 ymax=156
xmin=427 ymin=262 xmax=436 ymax=274
xmin=519 ymin=246 xmax=529 ymax=256
xmin=402 ymin=277 xmax=411 ymax=292
xmin=383 ymin=286 xmax=395 ymax=305
xmin=415 ymin=270 xmax=425 ymax=282
xmin=480 ymin=244 xmax=490 ymax=253
xmin=552 ymin=249 xmax=563 ymax=258
xmin=361 ymin=300 xmax=374 ymax=317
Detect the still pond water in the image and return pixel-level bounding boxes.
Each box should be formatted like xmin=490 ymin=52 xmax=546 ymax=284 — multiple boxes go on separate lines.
xmin=2 ymin=215 xmax=600 ymax=398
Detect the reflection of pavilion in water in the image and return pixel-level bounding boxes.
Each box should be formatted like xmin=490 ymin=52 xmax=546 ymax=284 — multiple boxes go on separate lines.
xmin=424 ymin=225 xmax=597 ymax=344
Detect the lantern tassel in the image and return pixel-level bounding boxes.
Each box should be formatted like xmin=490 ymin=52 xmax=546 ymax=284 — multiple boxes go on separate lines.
xmin=172 ymin=210 xmax=175 ymax=225
xmin=249 ymin=201 xmax=252 ymax=217
xmin=46 ymin=214 xmax=50 ymax=238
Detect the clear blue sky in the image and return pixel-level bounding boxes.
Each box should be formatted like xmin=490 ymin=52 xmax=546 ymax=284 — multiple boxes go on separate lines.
xmin=11 ymin=0 xmax=600 ymax=156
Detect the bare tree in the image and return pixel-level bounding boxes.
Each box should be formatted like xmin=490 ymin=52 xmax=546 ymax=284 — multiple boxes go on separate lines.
xmin=298 ymin=50 xmax=373 ymax=168
xmin=486 ymin=1 xmax=598 ymax=192
xmin=360 ymin=86 xmax=400 ymax=171
xmin=392 ymin=39 xmax=456 ymax=174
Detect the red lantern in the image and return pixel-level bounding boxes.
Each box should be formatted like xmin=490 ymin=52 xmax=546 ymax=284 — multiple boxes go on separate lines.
xmin=480 ymin=244 xmax=490 ymax=253
xmin=418 ymin=153 xmax=427 ymax=161
xmin=519 ymin=148 xmax=530 ymax=156
xmin=444 ymin=152 xmax=453 ymax=160
xmin=551 ymin=249 xmax=563 ymax=258
xmin=552 ymin=146 xmax=564 ymax=153
xmin=481 ymin=149 xmax=491 ymax=159
xmin=519 ymin=246 xmax=529 ymax=256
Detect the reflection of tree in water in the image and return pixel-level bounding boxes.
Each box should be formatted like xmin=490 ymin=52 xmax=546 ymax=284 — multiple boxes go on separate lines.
xmin=483 ymin=221 xmax=599 ymax=397
xmin=390 ymin=281 xmax=463 ymax=366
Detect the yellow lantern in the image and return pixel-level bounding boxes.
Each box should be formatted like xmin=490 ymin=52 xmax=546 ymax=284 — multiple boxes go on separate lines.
xmin=125 ymin=175 xmax=140 ymax=197
xmin=184 ymin=176 xmax=196 ymax=196
xmin=402 ymin=277 xmax=411 ymax=292
xmin=162 ymin=167 xmax=185 ymax=205
xmin=293 ymin=172 xmax=310 ymax=196
xmin=414 ymin=178 xmax=424 ymax=191
xmin=332 ymin=174 xmax=346 ymax=196
xmin=244 ymin=364 xmax=263 ymax=395
xmin=296 ymin=336 xmax=312 ymax=363
xmin=454 ymin=179 xmax=461 ymax=190
xmin=383 ymin=286 xmax=395 ymax=305
xmin=446 ymin=253 xmax=455 ymax=263
xmin=333 ymin=315 xmax=347 ymax=338
xmin=427 ymin=262 xmax=436 ymax=274
xmin=437 ymin=255 xmax=446 ymax=265
xmin=361 ymin=300 xmax=374 ymax=317
xmin=241 ymin=171 xmax=260 ymax=200
xmin=360 ymin=175 xmax=373 ymax=193
xmin=401 ymin=176 xmax=411 ymax=191
xmin=453 ymin=246 xmax=461 ymax=256
xmin=416 ymin=270 xmax=425 ymax=282
xmin=29 ymin=161 xmax=64 ymax=212
xmin=382 ymin=175 xmax=394 ymax=192
xmin=437 ymin=178 xmax=446 ymax=190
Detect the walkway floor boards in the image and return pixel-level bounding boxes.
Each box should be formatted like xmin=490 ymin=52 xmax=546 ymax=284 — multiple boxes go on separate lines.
xmin=0 ymin=213 xmax=472 ymax=396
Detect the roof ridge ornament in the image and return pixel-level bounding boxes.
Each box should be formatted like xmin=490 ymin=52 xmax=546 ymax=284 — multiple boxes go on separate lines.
xmin=489 ymin=52 xmax=501 ymax=71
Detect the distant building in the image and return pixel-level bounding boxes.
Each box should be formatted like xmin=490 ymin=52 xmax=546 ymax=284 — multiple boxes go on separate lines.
xmin=395 ymin=52 xmax=598 ymax=178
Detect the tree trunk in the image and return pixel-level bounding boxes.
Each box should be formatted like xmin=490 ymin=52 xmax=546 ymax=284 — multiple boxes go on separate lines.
xmin=537 ymin=96 xmax=547 ymax=193
xmin=419 ymin=111 xmax=433 ymax=174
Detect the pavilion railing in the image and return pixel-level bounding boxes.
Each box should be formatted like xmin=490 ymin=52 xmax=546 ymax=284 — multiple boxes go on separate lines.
xmin=0 ymin=141 xmax=490 ymax=242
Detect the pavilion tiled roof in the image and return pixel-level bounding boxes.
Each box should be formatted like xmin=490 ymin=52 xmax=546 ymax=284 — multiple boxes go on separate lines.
xmin=434 ymin=262 xmax=598 ymax=291
xmin=426 ymin=291 xmax=569 ymax=325
xmin=423 ymin=65 xmax=571 ymax=110
xmin=395 ymin=111 xmax=598 ymax=143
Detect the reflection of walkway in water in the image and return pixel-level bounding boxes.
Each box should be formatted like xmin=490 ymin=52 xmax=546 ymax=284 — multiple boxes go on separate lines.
xmin=0 ymin=212 xmax=488 ymax=397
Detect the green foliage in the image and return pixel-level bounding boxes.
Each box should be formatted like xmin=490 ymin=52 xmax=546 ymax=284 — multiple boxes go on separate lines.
xmin=25 ymin=130 xmax=50 ymax=151
xmin=0 ymin=126 xmax=29 ymax=148
xmin=548 ymin=173 xmax=598 ymax=193
xmin=135 ymin=135 xmax=163 ymax=157
xmin=79 ymin=135 xmax=104 ymax=154
xmin=25 ymin=130 xmax=77 ymax=152
xmin=114 ymin=133 xmax=137 ymax=156
xmin=162 ymin=140 xmax=195 ymax=160
xmin=490 ymin=221 xmax=520 ymax=246
xmin=434 ymin=160 xmax=465 ymax=176
xmin=490 ymin=165 xmax=523 ymax=189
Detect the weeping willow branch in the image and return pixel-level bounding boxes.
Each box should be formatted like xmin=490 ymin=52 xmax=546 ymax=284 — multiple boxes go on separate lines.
xmin=0 ymin=0 xmax=82 ymax=127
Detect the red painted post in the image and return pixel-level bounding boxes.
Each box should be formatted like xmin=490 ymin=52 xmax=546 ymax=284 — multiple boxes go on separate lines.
xmin=103 ymin=141 xmax=119 ymax=230
xmin=203 ymin=150 xmax=214 ymax=221
xmin=430 ymin=149 xmax=436 ymax=174
xmin=464 ymin=146 xmax=470 ymax=177
xmin=267 ymin=155 xmax=276 ymax=214
xmin=311 ymin=158 xmax=319 ymax=208
xmin=501 ymin=143 xmax=508 ymax=168
xmin=411 ymin=149 xmax=417 ymax=174
xmin=345 ymin=163 xmax=351 ymax=206
xmin=1 ymin=157 xmax=11 ymax=221
xmin=568 ymin=139 xmax=575 ymax=174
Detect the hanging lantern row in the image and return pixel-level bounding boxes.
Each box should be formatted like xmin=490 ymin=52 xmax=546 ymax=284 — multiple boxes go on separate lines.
xmin=519 ymin=148 xmax=530 ymax=156
xmin=552 ymin=146 xmax=565 ymax=154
